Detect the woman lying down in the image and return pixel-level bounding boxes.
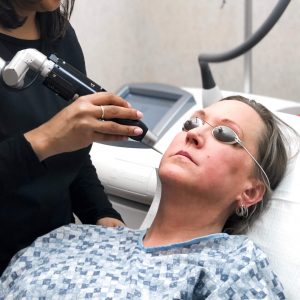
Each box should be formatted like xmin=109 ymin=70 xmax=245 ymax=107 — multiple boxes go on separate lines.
xmin=0 ymin=96 xmax=293 ymax=299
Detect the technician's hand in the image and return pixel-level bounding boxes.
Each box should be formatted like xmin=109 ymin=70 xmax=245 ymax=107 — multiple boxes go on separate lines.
xmin=96 ymin=217 xmax=126 ymax=227
xmin=24 ymin=92 xmax=144 ymax=161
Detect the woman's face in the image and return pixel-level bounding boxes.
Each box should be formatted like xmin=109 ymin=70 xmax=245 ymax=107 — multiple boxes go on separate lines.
xmin=159 ymin=100 xmax=266 ymax=203
xmin=38 ymin=0 xmax=60 ymax=12
xmin=17 ymin=0 xmax=61 ymax=13
xmin=35 ymin=0 xmax=61 ymax=12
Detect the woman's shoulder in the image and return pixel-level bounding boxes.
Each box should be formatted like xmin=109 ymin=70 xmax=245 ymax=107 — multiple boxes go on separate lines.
xmin=52 ymin=22 xmax=78 ymax=49
xmin=35 ymin=224 xmax=141 ymax=245
xmin=62 ymin=22 xmax=78 ymax=42
xmin=52 ymin=22 xmax=86 ymax=73
xmin=226 ymin=234 xmax=267 ymax=257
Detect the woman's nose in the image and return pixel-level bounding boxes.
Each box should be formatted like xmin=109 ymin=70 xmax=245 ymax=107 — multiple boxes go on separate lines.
xmin=185 ymin=128 xmax=204 ymax=148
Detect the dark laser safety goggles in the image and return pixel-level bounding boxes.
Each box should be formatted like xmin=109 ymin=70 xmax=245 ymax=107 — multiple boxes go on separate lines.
xmin=182 ymin=117 xmax=271 ymax=190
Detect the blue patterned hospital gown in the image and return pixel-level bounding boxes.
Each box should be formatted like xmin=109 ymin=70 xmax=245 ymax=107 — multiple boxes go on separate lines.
xmin=0 ymin=224 xmax=285 ymax=299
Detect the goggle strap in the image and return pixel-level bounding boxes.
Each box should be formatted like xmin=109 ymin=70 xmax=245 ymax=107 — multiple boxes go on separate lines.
xmin=238 ymin=141 xmax=271 ymax=190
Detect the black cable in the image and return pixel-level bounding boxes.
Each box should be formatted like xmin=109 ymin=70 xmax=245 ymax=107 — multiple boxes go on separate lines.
xmin=17 ymin=71 xmax=41 ymax=90
xmin=198 ymin=0 xmax=290 ymax=64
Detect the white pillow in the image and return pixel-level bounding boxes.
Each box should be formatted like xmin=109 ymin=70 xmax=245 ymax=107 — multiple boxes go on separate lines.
xmin=247 ymin=112 xmax=300 ymax=300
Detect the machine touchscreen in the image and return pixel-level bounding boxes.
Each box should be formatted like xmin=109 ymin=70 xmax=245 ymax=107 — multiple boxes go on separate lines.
xmin=116 ymin=83 xmax=196 ymax=139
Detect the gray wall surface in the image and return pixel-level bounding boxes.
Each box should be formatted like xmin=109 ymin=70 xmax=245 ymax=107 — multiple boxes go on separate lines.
xmin=71 ymin=0 xmax=300 ymax=103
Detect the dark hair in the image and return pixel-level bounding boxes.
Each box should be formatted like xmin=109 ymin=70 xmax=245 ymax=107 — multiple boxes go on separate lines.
xmin=221 ymin=95 xmax=295 ymax=234
xmin=0 ymin=0 xmax=75 ymax=41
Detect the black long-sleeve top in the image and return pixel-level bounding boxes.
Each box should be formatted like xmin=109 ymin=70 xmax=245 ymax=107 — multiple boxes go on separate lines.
xmin=0 ymin=24 xmax=122 ymax=274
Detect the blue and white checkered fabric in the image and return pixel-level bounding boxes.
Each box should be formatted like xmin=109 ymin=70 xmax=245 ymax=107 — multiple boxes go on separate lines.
xmin=0 ymin=224 xmax=285 ymax=299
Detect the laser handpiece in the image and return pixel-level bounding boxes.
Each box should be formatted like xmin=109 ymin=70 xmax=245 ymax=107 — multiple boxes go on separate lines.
xmin=0 ymin=49 xmax=162 ymax=154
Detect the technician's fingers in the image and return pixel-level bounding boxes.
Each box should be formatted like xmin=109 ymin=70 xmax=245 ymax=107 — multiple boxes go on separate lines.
xmin=96 ymin=217 xmax=126 ymax=227
xmin=92 ymin=132 xmax=129 ymax=143
xmin=83 ymin=92 xmax=130 ymax=108
xmin=76 ymin=93 xmax=142 ymax=121
xmin=96 ymin=105 xmax=143 ymax=121
xmin=92 ymin=119 xmax=143 ymax=137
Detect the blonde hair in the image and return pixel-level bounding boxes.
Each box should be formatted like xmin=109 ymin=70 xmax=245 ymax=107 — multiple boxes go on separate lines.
xmin=221 ymin=95 xmax=293 ymax=234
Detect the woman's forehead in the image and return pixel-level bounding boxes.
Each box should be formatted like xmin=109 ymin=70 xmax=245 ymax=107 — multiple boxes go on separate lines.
xmin=197 ymin=100 xmax=263 ymax=125
xmin=195 ymin=100 xmax=265 ymax=143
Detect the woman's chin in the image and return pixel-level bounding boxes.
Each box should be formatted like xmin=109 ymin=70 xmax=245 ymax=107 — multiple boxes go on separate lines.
xmin=159 ymin=166 xmax=189 ymax=185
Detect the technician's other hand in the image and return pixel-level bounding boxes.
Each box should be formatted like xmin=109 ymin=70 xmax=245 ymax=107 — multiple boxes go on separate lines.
xmin=24 ymin=92 xmax=144 ymax=161
xmin=96 ymin=217 xmax=126 ymax=227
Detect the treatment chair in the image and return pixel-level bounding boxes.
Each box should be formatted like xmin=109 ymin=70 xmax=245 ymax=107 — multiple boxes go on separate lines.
xmin=140 ymin=111 xmax=300 ymax=300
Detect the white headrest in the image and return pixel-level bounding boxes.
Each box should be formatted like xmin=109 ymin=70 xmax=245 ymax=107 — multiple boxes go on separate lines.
xmin=247 ymin=112 xmax=300 ymax=299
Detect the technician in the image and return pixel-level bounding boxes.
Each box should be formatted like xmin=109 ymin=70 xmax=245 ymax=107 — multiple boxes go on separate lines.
xmin=0 ymin=0 xmax=143 ymax=274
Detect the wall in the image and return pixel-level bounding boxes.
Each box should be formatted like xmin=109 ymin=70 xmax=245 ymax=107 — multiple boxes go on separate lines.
xmin=70 ymin=0 xmax=300 ymax=103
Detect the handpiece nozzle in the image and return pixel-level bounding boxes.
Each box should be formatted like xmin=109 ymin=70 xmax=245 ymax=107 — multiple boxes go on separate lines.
xmin=109 ymin=118 xmax=162 ymax=154
xmin=140 ymin=130 xmax=163 ymax=154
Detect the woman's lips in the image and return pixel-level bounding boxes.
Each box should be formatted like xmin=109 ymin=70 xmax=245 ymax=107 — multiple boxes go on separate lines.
xmin=175 ymin=150 xmax=196 ymax=164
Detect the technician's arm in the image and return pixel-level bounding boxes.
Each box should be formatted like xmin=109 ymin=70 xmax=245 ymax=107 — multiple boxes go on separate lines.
xmin=69 ymin=154 xmax=124 ymax=226
xmin=0 ymin=134 xmax=46 ymax=194
xmin=0 ymin=93 xmax=142 ymax=194
xmin=24 ymin=92 xmax=144 ymax=161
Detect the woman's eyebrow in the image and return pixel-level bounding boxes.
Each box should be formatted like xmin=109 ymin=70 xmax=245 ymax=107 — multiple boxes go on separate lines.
xmin=219 ymin=118 xmax=244 ymax=138
xmin=192 ymin=110 xmax=205 ymax=118
xmin=192 ymin=110 xmax=244 ymax=138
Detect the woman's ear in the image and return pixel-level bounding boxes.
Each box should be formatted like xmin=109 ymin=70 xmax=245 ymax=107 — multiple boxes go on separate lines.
xmin=240 ymin=180 xmax=266 ymax=208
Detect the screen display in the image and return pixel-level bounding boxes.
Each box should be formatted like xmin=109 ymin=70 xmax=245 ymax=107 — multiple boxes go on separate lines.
xmin=125 ymin=93 xmax=174 ymax=131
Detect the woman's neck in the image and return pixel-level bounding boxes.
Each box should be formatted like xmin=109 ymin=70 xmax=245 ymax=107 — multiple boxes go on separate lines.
xmin=143 ymin=185 xmax=230 ymax=247
xmin=0 ymin=11 xmax=39 ymax=40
